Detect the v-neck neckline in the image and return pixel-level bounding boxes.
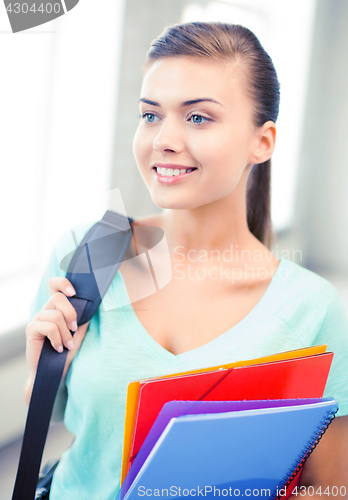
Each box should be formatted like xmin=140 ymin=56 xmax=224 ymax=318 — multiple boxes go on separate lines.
xmin=116 ymin=258 xmax=288 ymax=366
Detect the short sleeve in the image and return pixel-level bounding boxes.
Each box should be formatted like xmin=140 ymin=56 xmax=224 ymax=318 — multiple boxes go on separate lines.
xmin=30 ymin=220 xmax=95 ymax=320
xmin=314 ymin=286 xmax=348 ymax=416
xmin=30 ymin=246 xmax=65 ymax=320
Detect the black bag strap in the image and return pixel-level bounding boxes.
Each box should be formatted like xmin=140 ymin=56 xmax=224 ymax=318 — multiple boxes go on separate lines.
xmin=12 ymin=210 xmax=134 ymax=500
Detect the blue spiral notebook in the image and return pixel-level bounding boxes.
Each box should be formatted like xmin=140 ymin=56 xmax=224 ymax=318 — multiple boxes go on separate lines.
xmin=119 ymin=398 xmax=338 ymax=500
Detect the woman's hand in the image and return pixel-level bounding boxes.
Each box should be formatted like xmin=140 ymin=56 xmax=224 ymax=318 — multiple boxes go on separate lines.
xmin=24 ymin=277 xmax=89 ymax=404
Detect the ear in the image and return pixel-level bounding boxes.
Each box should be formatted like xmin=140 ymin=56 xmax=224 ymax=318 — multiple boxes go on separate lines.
xmin=249 ymin=121 xmax=276 ymax=165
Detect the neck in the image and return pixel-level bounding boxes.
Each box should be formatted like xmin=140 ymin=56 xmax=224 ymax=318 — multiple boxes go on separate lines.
xmin=161 ymin=176 xmax=257 ymax=260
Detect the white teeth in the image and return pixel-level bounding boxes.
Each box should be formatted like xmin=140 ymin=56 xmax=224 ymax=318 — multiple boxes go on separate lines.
xmin=156 ymin=167 xmax=194 ymax=177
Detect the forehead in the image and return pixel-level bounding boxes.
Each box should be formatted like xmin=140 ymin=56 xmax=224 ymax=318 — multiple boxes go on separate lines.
xmin=140 ymin=56 xmax=249 ymax=108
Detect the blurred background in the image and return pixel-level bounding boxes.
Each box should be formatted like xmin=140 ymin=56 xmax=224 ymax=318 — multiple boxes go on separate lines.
xmin=1 ymin=0 xmax=348 ymax=496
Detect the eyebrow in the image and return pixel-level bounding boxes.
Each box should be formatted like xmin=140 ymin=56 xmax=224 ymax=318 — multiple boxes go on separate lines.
xmin=139 ymin=98 xmax=225 ymax=108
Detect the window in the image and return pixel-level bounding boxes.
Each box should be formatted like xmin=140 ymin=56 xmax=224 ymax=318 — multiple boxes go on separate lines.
xmin=0 ymin=0 xmax=125 ymax=334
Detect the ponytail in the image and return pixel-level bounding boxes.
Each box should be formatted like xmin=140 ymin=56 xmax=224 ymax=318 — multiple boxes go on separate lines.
xmin=246 ymin=160 xmax=272 ymax=249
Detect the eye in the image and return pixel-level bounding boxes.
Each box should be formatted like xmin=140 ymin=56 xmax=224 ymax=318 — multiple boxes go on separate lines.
xmin=189 ymin=114 xmax=212 ymax=125
xmin=141 ymin=112 xmax=159 ymax=123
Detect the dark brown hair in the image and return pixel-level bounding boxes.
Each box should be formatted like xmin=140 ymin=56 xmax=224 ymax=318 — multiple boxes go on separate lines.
xmin=143 ymin=21 xmax=280 ymax=249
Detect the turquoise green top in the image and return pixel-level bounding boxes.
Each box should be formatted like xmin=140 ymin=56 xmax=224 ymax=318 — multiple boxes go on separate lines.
xmin=30 ymin=222 xmax=348 ymax=500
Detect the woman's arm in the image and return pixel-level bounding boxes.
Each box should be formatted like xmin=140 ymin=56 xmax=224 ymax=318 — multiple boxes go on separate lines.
xmin=24 ymin=277 xmax=89 ymax=405
xmin=289 ymin=415 xmax=348 ymax=499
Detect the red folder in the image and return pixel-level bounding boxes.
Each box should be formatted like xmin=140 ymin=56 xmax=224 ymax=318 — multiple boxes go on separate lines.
xmin=127 ymin=352 xmax=333 ymax=475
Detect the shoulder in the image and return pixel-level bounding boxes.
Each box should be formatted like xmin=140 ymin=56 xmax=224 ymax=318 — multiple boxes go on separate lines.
xmin=269 ymin=258 xmax=346 ymax=340
xmin=54 ymin=212 xmax=163 ymax=270
xmin=279 ymin=258 xmax=339 ymax=301
xmin=126 ymin=212 xmax=166 ymax=259
xmin=30 ymin=220 xmax=98 ymax=318
xmin=53 ymin=219 xmax=98 ymax=272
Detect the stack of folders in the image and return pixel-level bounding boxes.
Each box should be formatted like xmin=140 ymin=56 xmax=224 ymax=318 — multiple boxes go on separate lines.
xmin=118 ymin=345 xmax=338 ymax=500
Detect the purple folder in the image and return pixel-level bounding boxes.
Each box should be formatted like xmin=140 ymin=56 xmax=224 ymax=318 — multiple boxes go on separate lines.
xmin=120 ymin=398 xmax=325 ymax=497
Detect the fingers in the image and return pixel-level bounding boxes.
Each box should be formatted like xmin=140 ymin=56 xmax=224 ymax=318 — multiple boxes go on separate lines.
xmin=62 ymin=321 xmax=89 ymax=380
xmin=43 ymin=291 xmax=78 ymax=333
xmin=34 ymin=308 xmax=75 ymax=352
xmin=26 ymin=287 xmax=79 ymax=354
xmin=26 ymin=276 xmax=88 ymax=377
xmin=48 ymin=277 xmax=76 ymax=298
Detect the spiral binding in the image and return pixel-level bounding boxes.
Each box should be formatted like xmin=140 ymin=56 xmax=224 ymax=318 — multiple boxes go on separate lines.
xmin=272 ymin=407 xmax=339 ymax=500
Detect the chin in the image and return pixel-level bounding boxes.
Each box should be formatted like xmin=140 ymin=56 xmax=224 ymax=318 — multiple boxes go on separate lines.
xmin=151 ymin=194 xmax=196 ymax=211
xmin=152 ymin=200 xmax=190 ymax=211
xmin=148 ymin=181 xmax=231 ymax=211
xmin=151 ymin=192 xmax=215 ymax=212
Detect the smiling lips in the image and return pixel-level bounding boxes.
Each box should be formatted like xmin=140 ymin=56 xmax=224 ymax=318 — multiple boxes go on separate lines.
xmin=152 ymin=164 xmax=197 ymax=183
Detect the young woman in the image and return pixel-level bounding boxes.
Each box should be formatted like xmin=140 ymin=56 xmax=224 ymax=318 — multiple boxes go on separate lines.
xmin=25 ymin=22 xmax=348 ymax=499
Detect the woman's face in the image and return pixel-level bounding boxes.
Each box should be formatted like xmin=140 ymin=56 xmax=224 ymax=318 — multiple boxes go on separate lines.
xmin=133 ymin=56 xmax=263 ymax=210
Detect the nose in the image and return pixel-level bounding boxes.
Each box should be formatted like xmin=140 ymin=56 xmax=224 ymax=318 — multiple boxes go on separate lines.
xmin=153 ymin=119 xmax=184 ymax=154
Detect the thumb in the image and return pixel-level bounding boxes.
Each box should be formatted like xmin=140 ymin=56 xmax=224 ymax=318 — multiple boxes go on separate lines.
xmin=63 ymin=321 xmax=90 ymax=378
xmin=71 ymin=321 xmax=89 ymax=348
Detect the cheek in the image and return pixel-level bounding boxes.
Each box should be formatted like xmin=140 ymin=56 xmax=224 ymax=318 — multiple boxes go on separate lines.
xmin=185 ymin=132 xmax=221 ymax=165
xmin=187 ymin=129 xmax=236 ymax=169
xmin=187 ymin=129 xmax=251 ymax=195
xmin=133 ymin=127 xmax=152 ymax=167
xmin=196 ymin=127 xmax=251 ymax=168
